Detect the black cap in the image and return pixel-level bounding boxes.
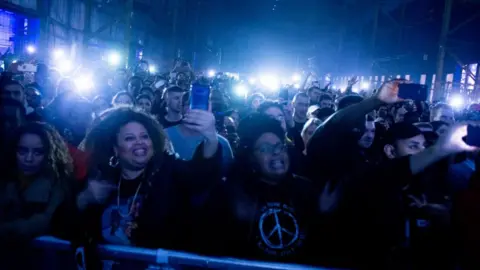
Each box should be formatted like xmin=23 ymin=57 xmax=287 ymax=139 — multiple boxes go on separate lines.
xmin=384 ymin=122 xmax=423 ymax=145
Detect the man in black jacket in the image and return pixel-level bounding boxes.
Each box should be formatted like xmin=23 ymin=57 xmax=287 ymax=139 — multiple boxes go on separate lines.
xmin=307 ymin=81 xmax=478 ymax=268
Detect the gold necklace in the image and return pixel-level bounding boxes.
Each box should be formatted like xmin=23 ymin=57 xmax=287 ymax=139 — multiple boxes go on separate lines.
xmin=116 ymin=173 xmax=143 ymax=218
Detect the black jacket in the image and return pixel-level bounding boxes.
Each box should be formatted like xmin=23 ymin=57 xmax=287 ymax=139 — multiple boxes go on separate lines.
xmin=79 ymin=142 xmax=222 ymax=251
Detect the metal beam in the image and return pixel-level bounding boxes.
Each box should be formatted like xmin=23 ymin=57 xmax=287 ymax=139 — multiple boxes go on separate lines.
xmin=433 ymin=0 xmax=453 ymax=102
xmin=83 ymin=0 xmax=92 ymax=50
xmin=446 ymin=49 xmax=476 ymax=82
xmin=448 ymin=11 xmax=480 ymax=35
xmin=381 ymin=9 xmax=400 ymax=28
xmin=124 ymin=0 xmax=134 ymax=68
xmin=85 ymin=18 xmax=122 ymax=42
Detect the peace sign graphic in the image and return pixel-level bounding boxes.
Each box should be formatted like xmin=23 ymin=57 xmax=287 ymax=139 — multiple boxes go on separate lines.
xmin=258 ymin=206 xmax=300 ymax=250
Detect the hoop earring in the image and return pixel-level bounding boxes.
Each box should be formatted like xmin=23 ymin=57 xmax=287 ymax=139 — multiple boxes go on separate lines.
xmin=109 ymin=155 xmax=119 ymax=168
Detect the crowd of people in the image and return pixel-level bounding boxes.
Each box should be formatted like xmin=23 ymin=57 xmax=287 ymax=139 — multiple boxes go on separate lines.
xmin=1 ymin=58 xmax=480 ymax=270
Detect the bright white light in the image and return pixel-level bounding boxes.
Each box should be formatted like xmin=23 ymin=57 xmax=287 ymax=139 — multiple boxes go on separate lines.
xmin=449 ymin=95 xmax=465 ymax=109
xmin=53 ymin=49 xmax=64 ymax=59
xmin=294 ymin=83 xmax=300 ymax=89
xmin=108 ymin=52 xmax=121 ymax=66
xmin=26 ymin=45 xmax=36 ymax=54
xmin=75 ymin=74 xmax=94 ymax=92
xmin=248 ymin=77 xmax=257 ymax=85
xmin=235 ymin=85 xmax=249 ymax=97
xmin=207 ymin=70 xmax=216 ymax=77
xmin=352 ymin=87 xmax=359 ymax=93
xmin=58 ymin=60 xmax=73 ymax=74
xmin=149 ymin=65 xmax=156 ymax=73
xmin=292 ymin=73 xmax=301 ymax=82
xmin=12 ymin=59 xmax=17 ymax=64
xmin=361 ymin=82 xmax=370 ymax=89
xmin=260 ymin=74 xmax=280 ymax=91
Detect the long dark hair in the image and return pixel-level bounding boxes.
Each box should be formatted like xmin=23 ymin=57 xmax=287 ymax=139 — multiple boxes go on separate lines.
xmin=84 ymin=106 xmax=166 ymax=177
xmin=4 ymin=122 xmax=74 ymax=185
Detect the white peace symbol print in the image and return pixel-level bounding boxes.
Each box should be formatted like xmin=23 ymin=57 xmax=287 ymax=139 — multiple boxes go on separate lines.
xmin=258 ymin=207 xmax=299 ymax=250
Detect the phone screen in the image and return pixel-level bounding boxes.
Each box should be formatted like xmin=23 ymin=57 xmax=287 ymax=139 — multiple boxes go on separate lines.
xmin=398 ymin=83 xmax=428 ymax=101
xmin=466 ymin=125 xmax=480 ymax=147
xmin=190 ymin=83 xmax=210 ymax=111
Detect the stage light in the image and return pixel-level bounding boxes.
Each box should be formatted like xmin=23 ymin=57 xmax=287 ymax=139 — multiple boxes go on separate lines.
xmin=149 ymin=65 xmax=156 ymax=73
xmin=75 ymin=74 xmax=94 ymax=92
xmin=108 ymin=51 xmax=121 ymax=66
xmin=260 ymin=74 xmax=280 ymax=91
xmin=26 ymin=45 xmax=36 ymax=54
xmin=449 ymin=95 xmax=465 ymax=109
xmin=53 ymin=49 xmax=64 ymax=59
xmin=292 ymin=73 xmax=301 ymax=82
xmin=248 ymin=77 xmax=256 ymax=85
xmin=58 ymin=60 xmax=73 ymax=73
xmin=207 ymin=70 xmax=216 ymax=77
xmin=235 ymin=84 xmax=249 ymax=97
xmin=361 ymin=82 xmax=370 ymax=89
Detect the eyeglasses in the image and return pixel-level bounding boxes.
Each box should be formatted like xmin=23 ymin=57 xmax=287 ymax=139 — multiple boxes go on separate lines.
xmin=254 ymin=143 xmax=287 ymax=155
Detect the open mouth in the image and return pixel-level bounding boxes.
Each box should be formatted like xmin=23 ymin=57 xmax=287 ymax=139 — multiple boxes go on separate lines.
xmin=132 ymin=146 xmax=148 ymax=157
xmin=269 ymin=159 xmax=285 ymax=171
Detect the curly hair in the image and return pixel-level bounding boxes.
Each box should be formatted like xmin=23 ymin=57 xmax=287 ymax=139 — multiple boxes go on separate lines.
xmin=83 ymin=106 xmax=166 ymax=176
xmin=5 ymin=122 xmax=74 ymax=186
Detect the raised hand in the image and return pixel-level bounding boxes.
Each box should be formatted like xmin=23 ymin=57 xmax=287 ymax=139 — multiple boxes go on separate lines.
xmin=435 ymin=123 xmax=479 ymax=155
xmin=283 ymin=102 xmax=295 ymax=128
xmin=348 ymin=76 xmax=359 ymax=87
xmin=183 ymin=109 xmax=217 ymax=142
xmin=375 ymin=80 xmax=402 ymax=104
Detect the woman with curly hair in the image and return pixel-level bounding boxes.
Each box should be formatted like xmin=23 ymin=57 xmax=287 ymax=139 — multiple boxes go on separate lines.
xmin=76 ymin=106 xmax=221 ymax=251
xmin=0 ymin=122 xmax=74 ymax=250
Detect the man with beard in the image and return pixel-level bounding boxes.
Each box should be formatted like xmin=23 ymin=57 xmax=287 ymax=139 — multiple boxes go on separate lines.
xmin=158 ymin=86 xmax=185 ymax=128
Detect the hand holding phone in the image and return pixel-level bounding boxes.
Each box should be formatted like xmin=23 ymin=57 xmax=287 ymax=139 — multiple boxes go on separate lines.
xmin=398 ymin=83 xmax=428 ymax=101
xmin=190 ymin=83 xmax=210 ymax=111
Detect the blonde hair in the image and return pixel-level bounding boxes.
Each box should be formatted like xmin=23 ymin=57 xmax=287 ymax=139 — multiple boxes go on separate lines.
xmin=301 ymin=118 xmax=322 ymax=138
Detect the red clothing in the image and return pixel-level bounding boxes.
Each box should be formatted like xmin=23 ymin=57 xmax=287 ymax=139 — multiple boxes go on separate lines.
xmin=67 ymin=144 xmax=89 ymax=181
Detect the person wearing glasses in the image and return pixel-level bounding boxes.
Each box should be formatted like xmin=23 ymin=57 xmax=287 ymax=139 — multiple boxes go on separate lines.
xmin=201 ymin=113 xmax=330 ymax=266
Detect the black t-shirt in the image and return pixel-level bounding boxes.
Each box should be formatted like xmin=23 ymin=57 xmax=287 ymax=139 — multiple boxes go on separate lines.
xmin=216 ymin=176 xmax=320 ymax=265
xmin=294 ymin=120 xmax=306 ymax=134
xmin=158 ymin=115 xmax=182 ymax=129
xmin=101 ymin=174 xmax=149 ymax=245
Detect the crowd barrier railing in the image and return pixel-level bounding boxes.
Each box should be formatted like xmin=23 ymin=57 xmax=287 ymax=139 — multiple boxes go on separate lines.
xmin=32 ymin=236 xmax=330 ymax=270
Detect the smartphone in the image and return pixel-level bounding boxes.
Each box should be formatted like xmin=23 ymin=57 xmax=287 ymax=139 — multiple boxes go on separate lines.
xmin=18 ymin=63 xmax=37 ymax=73
xmin=190 ymin=83 xmax=210 ymax=111
xmin=398 ymin=83 xmax=428 ymax=101
xmin=466 ymin=125 xmax=480 ymax=147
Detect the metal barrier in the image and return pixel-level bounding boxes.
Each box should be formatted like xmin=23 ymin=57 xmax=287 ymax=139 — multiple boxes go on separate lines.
xmin=31 ymin=236 xmax=328 ymax=270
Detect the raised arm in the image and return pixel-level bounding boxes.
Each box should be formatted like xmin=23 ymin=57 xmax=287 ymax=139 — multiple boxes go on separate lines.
xmin=307 ymin=81 xmax=401 ymax=179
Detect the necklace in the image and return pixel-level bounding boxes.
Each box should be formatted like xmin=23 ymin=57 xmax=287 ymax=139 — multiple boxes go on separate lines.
xmin=116 ymin=173 xmax=143 ymax=218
